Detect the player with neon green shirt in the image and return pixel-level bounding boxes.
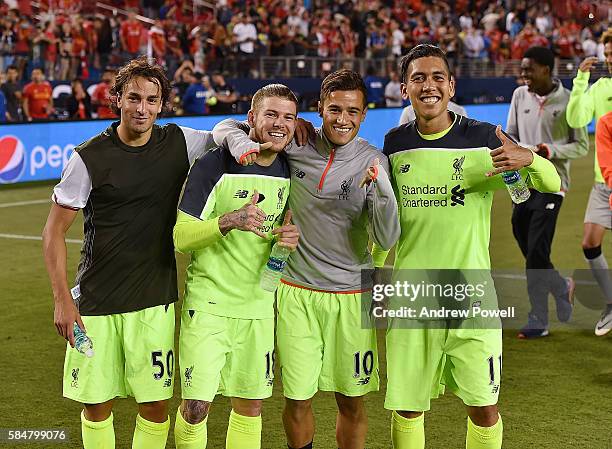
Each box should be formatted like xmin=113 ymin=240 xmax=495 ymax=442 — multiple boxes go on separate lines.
xmin=172 ymin=84 xmax=300 ymax=449
xmin=566 ymin=28 xmax=612 ymax=335
xmin=376 ymin=45 xmax=561 ymax=449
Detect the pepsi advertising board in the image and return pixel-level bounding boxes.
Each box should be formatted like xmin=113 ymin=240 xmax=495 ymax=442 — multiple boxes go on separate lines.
xmin=1 ymin=103 xmax=578 ymax=185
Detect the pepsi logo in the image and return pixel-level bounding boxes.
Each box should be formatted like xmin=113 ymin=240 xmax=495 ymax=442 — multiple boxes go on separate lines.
xmin=0 ymin=135 xmax=25 ymax=183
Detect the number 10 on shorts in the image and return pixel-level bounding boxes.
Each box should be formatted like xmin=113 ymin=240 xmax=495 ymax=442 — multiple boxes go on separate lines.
xmin=353 ymin=350 xmax=374 ymax=379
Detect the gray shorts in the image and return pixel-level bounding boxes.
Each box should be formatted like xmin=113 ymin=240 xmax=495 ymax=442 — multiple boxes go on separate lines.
xmin=584 ymin=183 xmax=612 ymax=229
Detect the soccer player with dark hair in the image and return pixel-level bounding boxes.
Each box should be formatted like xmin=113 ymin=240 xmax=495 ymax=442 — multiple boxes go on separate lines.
xmin=566 ymin=28 xmax=612 ymax=335
xmin=172 ymin=84 xmax=300 ymax=449
xmin=42 ymin=56 xmax=215 ymax=449
xmin=213 ymin=69 xmax=400 ymax=449
xmin=506 ymin=45 xmax=589 ymax=338
xmin=380 ymin=44 xmax=560 ymax=449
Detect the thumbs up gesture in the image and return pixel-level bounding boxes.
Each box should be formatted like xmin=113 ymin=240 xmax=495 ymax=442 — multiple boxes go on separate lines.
xmin=486 ymin=125 xmax=534 ymax=177
xmin=272 ymin=209 xmax=300 ymax=251
xmin=218 ymin=189 xmax=267 ymax=238
xmin=359 ymin=157 xmax=380 ymax=188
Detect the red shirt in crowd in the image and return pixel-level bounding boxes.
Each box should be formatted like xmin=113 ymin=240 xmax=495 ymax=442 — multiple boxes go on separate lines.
xmin=92 ymin=82 xmax=117 ymax=119
xmin=121 ymin=20 xmax=143 ymax=53
xmin=23 ymin=81 xmax=52 ymax=119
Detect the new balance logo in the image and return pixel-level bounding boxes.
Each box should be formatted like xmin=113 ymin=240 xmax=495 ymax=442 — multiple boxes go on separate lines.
xmin=491 ymin=385 xmax=500 ymax=394
xmin=399 ymin=164 xmax=411 ymax=173
xmin=163 ymin=378 xmax=172 ymax=387
xmin=357 ymin=376 xmax=371 ymax=385
xmin=524 ymin=109 xmax=530 ymax=114
xmin=234 ymin=190 xmax=248 ymax=199
xmin=450 ymin=184 xmax=465 ymax=206
xmin=294 ymin=169 xmax=305 ymax=179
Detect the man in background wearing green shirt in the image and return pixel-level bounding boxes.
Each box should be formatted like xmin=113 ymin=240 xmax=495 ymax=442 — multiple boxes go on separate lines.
xmin=566 ymin=28 xmax=612 ymax=336
xmin=172 ymin=84 xmax=300 ymax=449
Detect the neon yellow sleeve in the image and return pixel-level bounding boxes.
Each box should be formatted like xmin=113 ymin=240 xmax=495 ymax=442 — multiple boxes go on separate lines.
xmin=567 ymin=70 xmax=594 ymax=128
xmin=371 ymin=243 xmax=391 ymax=267
xmin=523 ymin=152 xmax=562 ymax=193
xmin=173 ymin=210 xmax=224 ymax=253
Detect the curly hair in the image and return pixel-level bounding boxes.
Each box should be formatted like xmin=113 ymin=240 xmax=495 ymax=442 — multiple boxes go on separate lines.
xmin=109 ymin=56 xmax=171 ymax=115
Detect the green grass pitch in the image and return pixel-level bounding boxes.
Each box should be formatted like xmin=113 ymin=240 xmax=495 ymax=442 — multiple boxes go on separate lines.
xmin=0 ymin=138 xmax=610 ymax=448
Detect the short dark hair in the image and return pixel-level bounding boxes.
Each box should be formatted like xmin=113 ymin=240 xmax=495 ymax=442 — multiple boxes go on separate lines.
xmin=523 ymin=46 xmax=554 ymax=72
xmin=602 ymin=28 xmax=612 ymax=45
xmin=320 ymin=69 xmax=367 ymax=108
xmin=6 ymin=65 xmax=17 ymax=71
xmin=109 ymin=56 xmax=171 ymax=115
xmin=399 ymin=44 xmax=451 ymax=83
xmin=251 ymin=83 xmax=298 ymax=112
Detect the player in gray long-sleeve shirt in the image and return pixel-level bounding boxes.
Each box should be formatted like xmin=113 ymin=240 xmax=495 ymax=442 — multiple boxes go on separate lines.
xmin=505 ymin=46 xmax=589 ymax=338
xmin=213 ymin=70 xmax=400 ymax=449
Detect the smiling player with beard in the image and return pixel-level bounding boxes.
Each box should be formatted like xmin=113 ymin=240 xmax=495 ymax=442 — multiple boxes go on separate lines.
xmin=172 ymin=84 xmax=300 ymax=449
xmin=212 ymin=70 xmax=400 ymax=449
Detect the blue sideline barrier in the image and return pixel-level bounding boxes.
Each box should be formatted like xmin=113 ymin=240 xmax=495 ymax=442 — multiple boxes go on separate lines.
xmin=0 ymin=104 xmax=595 ymax=184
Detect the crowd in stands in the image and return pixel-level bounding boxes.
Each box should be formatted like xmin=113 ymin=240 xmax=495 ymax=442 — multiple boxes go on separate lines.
xmin=0 ymin=0 xmax=608 ymax=121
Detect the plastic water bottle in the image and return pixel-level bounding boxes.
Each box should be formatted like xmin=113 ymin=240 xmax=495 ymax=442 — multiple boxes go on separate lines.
xmin=260 ymin=243 xmax=291 ymax=292
xmin=73 ymin=323 xmax=94 ymax=358
xmin=502 ymin=171 xmax=530 ymax=204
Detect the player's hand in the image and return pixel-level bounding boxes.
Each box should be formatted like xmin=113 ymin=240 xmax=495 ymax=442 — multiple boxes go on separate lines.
xmin=579 ymin=56 xmax=599 ymax=73
xmin=359 ymin=157 xmax=380 ymax=188
xmin=295 ymin=118 xmax=316 ymax=146
xmin=486 ymin=126 xmax=534 ymax=177
xmin=272 ymin=209 xmax=299 ymax=250
xmin=219 ymin=190 xmax=267 ymax=238
xmin=238 ymin=142 xmax=273 ymax=166
xmin=54 ymin=295 xmax=85 ymax=348
xmin=535 ymin=143 xmax=551 ymax=159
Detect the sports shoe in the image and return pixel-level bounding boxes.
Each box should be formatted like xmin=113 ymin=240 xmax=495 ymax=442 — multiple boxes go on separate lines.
xmin=518 ymin=327 xmax=550 ymax=339
xmin=594 ymin=304 xmax=612 ymax=337
xmin=555 ymin=277 xmax=575 ymax=323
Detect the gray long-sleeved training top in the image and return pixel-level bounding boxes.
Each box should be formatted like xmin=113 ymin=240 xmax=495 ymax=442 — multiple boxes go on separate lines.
xmin=506 ymin=80 xmax=589 ymax=192
xmin=213 ymin=119 xmax=400 ymax=292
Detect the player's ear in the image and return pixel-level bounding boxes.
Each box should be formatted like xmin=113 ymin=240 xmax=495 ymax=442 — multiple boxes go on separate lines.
xmin=247 ymin=109 xmax=255 ymax=127
xmin=317 ymin=101 xmax=323 ymax=118
xmin=449 ymin=76 xmax=456 ymax=99
xmin=400 ymin=83 xmax=409 ymax=100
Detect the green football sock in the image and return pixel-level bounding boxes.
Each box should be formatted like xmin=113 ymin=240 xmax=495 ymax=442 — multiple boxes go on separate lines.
xmin=131 ymin=414 xmax=169 ymax=449
xmin=466 ymin=415 xmax=503 ymax=449
xmin=81 ymin=410 xmax=115 ymax=449
xmin=226 ymin=409 xmax=262 ymax=449
xmin=174 ymin=408 xmax=208 ymax=449
xmin=391 ymin=411 xmax=425 ymax=449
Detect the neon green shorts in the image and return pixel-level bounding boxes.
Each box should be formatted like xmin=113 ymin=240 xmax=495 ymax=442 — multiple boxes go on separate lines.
xmin=276 ymin=282 xmax=379 ymax=400
xmin=385 ymin=322 xmax=502 ymax=411
xmin=63 ymin=303 xmax=175 ymax=404
xmin=179 ymin=309 xmax=275 ymax=402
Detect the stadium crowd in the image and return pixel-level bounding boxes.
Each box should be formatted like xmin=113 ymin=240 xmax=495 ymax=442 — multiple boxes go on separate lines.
xmin=0 ymin=0 xmax=608 ymax=121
